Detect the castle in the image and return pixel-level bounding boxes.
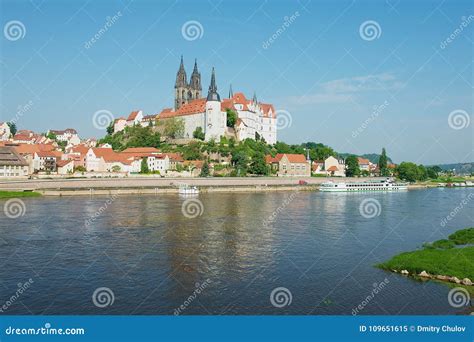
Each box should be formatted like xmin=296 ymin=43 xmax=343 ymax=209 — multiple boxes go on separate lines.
xmin=114 ymin=57 xmax=277 ymax=144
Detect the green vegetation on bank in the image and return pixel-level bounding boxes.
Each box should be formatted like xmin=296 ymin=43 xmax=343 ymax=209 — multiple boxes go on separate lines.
xmin=378 ymin=228 xmax=474 ymax=280
xmin=0 ymin=191 xmax=41 ymax=199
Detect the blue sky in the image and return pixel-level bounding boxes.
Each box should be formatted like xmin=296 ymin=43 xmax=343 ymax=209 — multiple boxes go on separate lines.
xmin=0 ymin=0 xmax=472 ymax=164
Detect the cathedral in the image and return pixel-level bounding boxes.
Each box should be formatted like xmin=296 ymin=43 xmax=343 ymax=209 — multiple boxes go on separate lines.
xmin=174 ymin=56 xmax=202 ymax=110
xmin=138 ymin=57 xmax=278 ymax=144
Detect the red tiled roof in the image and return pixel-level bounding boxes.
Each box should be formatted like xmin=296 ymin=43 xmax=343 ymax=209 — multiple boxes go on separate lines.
xmin=327 ymin=166 xmax=339 ymax=172
xmin=163 ymin=152 xmax=184 ymax=162
xmin=57 ymin=159 xmax=73 ymax=167
xmin=357 ymin=157 xmax=370 ymax=165
xmin=127 ymin=110 xmax=140 ymax=121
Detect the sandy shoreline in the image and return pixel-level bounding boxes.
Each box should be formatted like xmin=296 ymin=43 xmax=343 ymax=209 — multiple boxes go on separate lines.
xmin=0 ymin=177 xmax=437 ymax=196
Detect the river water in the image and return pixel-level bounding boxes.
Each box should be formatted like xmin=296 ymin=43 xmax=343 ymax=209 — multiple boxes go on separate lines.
xmin=0 ymin=188 xmax=473 ymax=315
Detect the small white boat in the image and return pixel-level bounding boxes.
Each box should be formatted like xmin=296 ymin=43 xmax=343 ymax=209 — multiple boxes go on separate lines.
xmin=320 ymin=178 xmax=408 ymax=192
xmin=178 ymin=185 xmax=200 ymax=195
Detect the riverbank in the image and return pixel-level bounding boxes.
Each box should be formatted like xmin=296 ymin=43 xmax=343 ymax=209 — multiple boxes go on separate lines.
xmin=378 ymin=228 xmax=474 ymax=288
xmin=0 ymin=177 xmax=439 ymax=196
xmin=0 ymin=191 xmax=41 ymax=199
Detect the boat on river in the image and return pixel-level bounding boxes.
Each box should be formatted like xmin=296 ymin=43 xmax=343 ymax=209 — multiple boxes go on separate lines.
xmin=178 ymin=184 xmax=200 ymax=195
xmin=319 ymin=178 xmax=408 ymax=192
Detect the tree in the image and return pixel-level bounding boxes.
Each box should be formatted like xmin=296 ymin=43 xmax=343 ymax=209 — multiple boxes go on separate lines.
xmin=378 ymin=148 xmax=389 ymax=176
xmin=140 ymin=157 xmax=150 ymax=174
xmin=193 ymin=126 xmax=205 ymax=140
xmin=7 ymin=122 xmax=17 ymax=136
xmin=345 ymin=155 xmax=360 ymax=177
xmin=249 ymin=153 xmax=269 ymax=175
xmin=426 ymin=165 xmax=441 ymax=179
xmin=226 ymin=108 xmax=237 ymax=128
xmin=46 ymin=132 xmax=57 ymax=140
xmin=232 ymin=151 xmax=249 ymax=176
xmin=200 ymin=161 xmax=210 ymax=177
xmin=396 ymin=162 xmax=419 ymax=182
xmin=106 ymin=122 xmax=114 ymax=136
xmin=163 ymin=118 xmax=185 ymax=139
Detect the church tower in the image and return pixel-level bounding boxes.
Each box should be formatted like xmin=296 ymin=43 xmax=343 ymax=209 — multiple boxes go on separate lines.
xmin=175 ymin=56 xmax=188 ymax=110
xmin=189 ymin=59 xmax=202 ymax=101
xmin=205 ymin=67 xmax=224 ymax=141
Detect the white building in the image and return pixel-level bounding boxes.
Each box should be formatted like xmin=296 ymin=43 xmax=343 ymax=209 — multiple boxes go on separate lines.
xmin=0 ymin=122 xmax=11 ymax=141
xmin=0 ymin=147 xmax=29 ymax=178
xmin=325 ymin=156 xmax=346 ymax=177
xmin=158 ymin=68 xmax=277 ymax=143
xmin=48 ymin=128 xmax=80 ymax=146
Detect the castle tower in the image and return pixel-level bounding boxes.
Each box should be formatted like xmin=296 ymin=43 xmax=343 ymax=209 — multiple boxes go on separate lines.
xmin=175 ymin=56 xmax=188 ymax=110
xmin=189 ymin=59 xmax=202 ymax=101
xmin=205 ymin=67 xmax=223 ymax=141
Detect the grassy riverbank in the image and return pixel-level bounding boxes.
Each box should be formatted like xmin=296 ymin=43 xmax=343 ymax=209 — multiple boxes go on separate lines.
xmin=377 ymin=228 xmax=474 ymax=280
xmin=0 ymin=191 xmax=41 ymax=199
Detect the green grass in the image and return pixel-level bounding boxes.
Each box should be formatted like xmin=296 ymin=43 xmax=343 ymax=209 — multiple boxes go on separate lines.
xmin=378 ymin=227 xmax=474 ymax=280
xmin=377 ymin=247 xmax=474 ymax=280
xmin=448 ymin=228 xmax=474 ymax=245
xmin=0 ymin=191 xmax=41 ymax=199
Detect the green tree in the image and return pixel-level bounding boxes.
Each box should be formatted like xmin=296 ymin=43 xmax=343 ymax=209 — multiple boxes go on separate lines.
xmin=46 ymin=132 xmax=57 ymax=140
xmin=7 ymin=122 xmax=17 ymax=136
xmin=163 ymin=118 xmax=185 ymax=139
xmin=345 ymin=155 xmax=360 ymax=177
xmin=378 ymin=148 xmax=389 ymax=176
xmin=140 ymin=157 xmax=150 ymax=174
xmin=396 ymin=162 xmax=419 ymax=182
xmin=193 ymin=126 xmax=205 ymax=140
xmin=226 ymin=108 xmax=237 ymax=128
xmin=232 ymin=151 xmax=249 ymax=176
xmin=417 ymin=164 xmax=428 ymax=181
xmin=426 ymin=166 xmax=441 ymax=179
xmin=249 ymin=153 xmax=269 ymax=175
xmin=200 ymin=161 xmax=210 ymax=177
xmin=106 ymin=122 xmax=114 ymax=136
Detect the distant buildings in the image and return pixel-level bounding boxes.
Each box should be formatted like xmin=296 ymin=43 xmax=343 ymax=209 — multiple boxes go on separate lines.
xmin=0 ymin=122 xmax=11 ymax=141
xmin=324 ymin=156 xmax=346 ymax=177
xmin=266 ymin=153 xmax=311 ymax=177
xmin=0 ymin=146 xmax=29 ymax=178
xmin=48 ymin=128 xmax=80 ymax=146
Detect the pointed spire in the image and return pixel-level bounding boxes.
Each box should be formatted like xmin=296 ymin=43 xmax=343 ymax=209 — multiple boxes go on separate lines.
xmin=193 ymin=58 xmax=198 ymax=73
xmin=207 ymin=67 xmax=221 ymax=102
xmin=228 ymin=84 xmax=233 ymax=98
xmin=189 ymin=58 xmax=201 ymax=91
xmin=252 ymin=91 xmax=257 ymax=104
xmin=175 ymin=55 xmax=187 ymax=88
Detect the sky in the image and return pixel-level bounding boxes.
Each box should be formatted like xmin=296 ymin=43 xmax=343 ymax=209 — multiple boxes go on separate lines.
xmin=0 ymin=0 xmax=472 ymax=165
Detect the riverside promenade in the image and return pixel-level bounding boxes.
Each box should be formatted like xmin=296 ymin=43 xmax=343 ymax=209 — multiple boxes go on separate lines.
xmin=0 ymin=176 xmax=390 ymax=196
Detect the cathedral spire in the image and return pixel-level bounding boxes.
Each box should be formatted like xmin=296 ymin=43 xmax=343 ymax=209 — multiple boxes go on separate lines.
xmin=175 ymin=55 xmax=187 ymax=89
xmin=228 ymin=84 xmax=233 ymax=98
xmin=207 ymin=67 xmax=221 ymax=102
xmin=252 ymin=91 xmax=258 ymax=104
xmin=190 ymin=58 xmax=201 ymax=91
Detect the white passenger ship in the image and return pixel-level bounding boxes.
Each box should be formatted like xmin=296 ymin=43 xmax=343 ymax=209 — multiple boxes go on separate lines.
xmin=319 ymin=178 xmax=408 ymax=192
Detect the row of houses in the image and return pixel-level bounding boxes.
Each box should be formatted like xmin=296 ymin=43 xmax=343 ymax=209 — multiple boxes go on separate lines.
xmin=265 ymin=154 xmax=393 ymax=177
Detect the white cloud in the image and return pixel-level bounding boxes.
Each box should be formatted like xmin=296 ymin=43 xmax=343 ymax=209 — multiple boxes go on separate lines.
xmin=289 ymin=72 xmax=403 ymax=105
